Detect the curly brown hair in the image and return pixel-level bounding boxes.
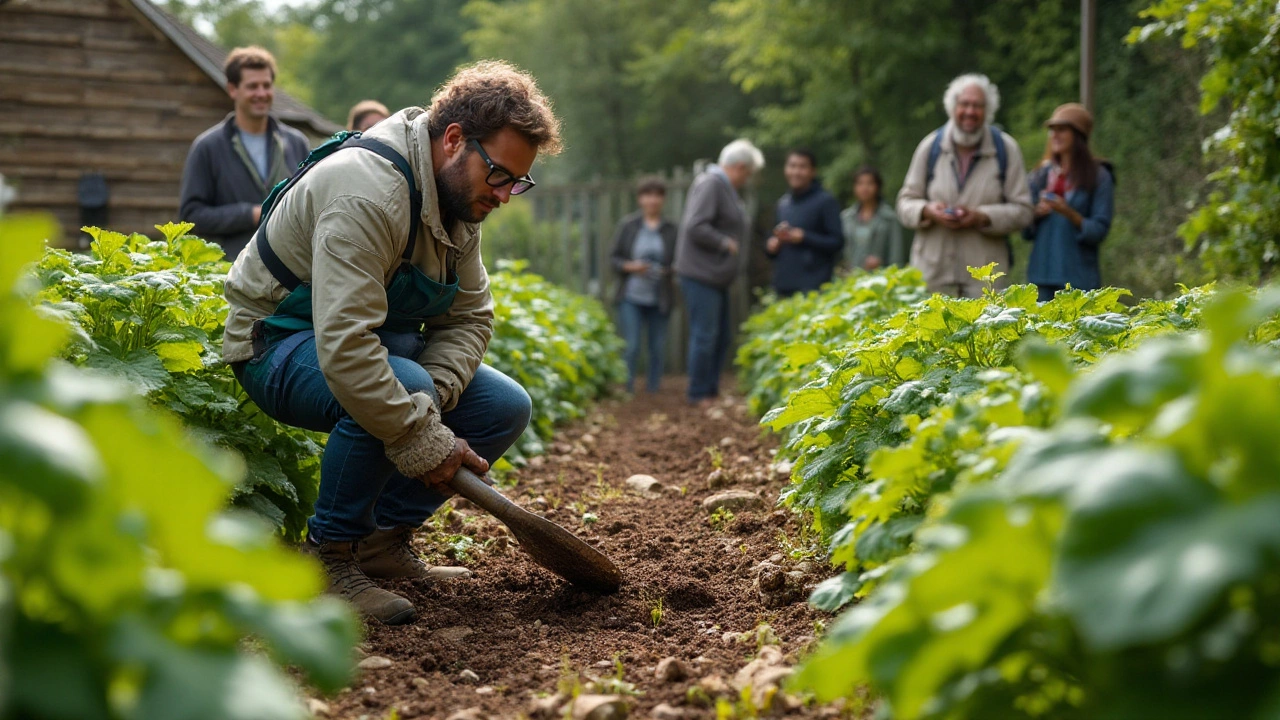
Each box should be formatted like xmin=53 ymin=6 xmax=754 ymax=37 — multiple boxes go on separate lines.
xmin=224 ymin=46 xmax=276 ymax=86
xmin=427 ymin=60 xmax=563 ymax=155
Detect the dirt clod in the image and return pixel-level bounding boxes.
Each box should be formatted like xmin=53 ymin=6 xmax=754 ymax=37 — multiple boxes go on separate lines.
xmin=357 ymin=656 xmax=392 ymax=670
xmin=701 ymin=490 xmax=765 ymax=513
xmin=654 ymin=657 xmax=690 ymax=683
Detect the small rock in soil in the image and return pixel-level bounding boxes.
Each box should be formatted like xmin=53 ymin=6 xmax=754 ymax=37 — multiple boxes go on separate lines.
xmin=475 ymin=686 xmax=495 ymax=695
xmin=306 ymin=698 xmax=330 ymax=716
xmin=654 ymin=657 xmax=690 ymax=682
xmin=446 ymin=708 xmax=487 ymax=720
xmin=529 ymin=693 xmax=567 ymax=719
xmin=702 ymin=490 xmax=764 ymax=513
xmin=650 ymin=703 xmax=685 ymax=720
xmin=625 ymin=474 xmax=663 ymax=496
xmin=733 ymin=454 xmax=752 ymax=466
xmin=357 ymin=655 xmax=393 ymax=670
xmin=569 ymin=694 xmax=629 ymax=720
xmin=528 ymin=455 xmax=545 ymax=469
xmin=697 ymin=675 xmax=732 ymax=697
xmin=706 ymin=468 xmax=730 ymax=488
xmin=432 ymin=626 xmax=475 ymax=644
xmin=458 ymin=669 xmax=480 ymax=684
xmin=771 ymin=459 xmax=794 ymax=479
xmin=719 ymin=436 xmax=736 ymax=447
xmin=411 ymin=677 xmax=430 ymax=690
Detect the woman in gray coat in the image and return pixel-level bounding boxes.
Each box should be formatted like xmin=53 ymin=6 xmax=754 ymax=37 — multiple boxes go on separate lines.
xmin=841 ymin=166 xmax=909 ymax=271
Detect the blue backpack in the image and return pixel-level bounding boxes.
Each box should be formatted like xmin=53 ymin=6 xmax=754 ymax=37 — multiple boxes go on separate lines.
xmin=923 ymin=125 xmax=1014 ymax=269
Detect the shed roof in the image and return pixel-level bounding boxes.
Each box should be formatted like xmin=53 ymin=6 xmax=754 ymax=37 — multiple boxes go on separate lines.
xmin=123 ymin=0 xmax=342 ymax=137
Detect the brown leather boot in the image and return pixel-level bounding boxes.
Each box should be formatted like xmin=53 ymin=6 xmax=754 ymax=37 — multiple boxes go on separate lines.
xmin=304 ymin=538 xmax=416 ymax=625
xmin=357 ymin=526 xmax=474 ymax=581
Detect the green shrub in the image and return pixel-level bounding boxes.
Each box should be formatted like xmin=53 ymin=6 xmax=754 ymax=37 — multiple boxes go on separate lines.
xmin=0 ymin=214 xmax=357 ymax=720
xmin=795 ymin=288 xmax=1280 ymax=719
xmin=487 ymin=259 xmax=625 ymax=461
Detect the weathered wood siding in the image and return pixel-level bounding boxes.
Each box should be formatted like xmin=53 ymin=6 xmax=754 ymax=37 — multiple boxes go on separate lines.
xmin=0 ymin=0 xmax=318 ymax=245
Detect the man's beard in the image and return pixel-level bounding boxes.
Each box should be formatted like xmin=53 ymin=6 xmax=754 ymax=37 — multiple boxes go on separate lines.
xmin=950 ymin=121 xmax=986 ymax=148
xmin=435 ymin=154 xmax=486 ymax=224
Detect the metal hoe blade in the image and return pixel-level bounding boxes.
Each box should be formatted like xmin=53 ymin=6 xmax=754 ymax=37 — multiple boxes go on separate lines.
xmin=448 ymin=467 xmax=623 ymax=593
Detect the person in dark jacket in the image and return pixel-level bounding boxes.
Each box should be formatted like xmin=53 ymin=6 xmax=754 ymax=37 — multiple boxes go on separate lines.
xmin=674 ymin=138 xmax=764 ymax=405
xmin=610 ymin=177 xmax=678 ymax=393
xmin=179 ymin=46 xmax=309 ymax=261
xmin=1022 ymin=103 xmax=1114 ymax=302
xmin=765 ymin=149 xmax=844 ymax=295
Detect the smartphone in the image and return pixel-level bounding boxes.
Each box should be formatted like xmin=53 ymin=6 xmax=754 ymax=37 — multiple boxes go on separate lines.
xmin=1043 ymin=192 xmax=1059 ymax=202
xmin=943 ymin=207 xmax=957 ymax=216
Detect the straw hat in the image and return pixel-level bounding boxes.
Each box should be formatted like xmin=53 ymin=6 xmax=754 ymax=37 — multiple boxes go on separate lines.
xmin=1045 ymin=103 xmax=1093 ymax=138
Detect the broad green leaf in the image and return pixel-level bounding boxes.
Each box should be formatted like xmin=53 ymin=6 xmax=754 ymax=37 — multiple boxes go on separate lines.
xmin=810 ymin=571 xmax=863 ymax=612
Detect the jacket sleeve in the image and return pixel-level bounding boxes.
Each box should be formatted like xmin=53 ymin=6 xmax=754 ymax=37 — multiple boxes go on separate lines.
xmin=798 ymin=195 xmax=845 ymax=254
xmin=1076 ymin=167 xmax=1114 ymax=246
xmin=886 ymin=215 xmax=909 ymax=267
xmin=684 ymin=177 xmax=735 ymax=252
xmin=977 ymin=136 xmax=1035 ymax=236
xmin=179 ymin=138 xmax=259 ymax=237
xmin=1022 ymin=168 xmax=1045 ymax=242
xmin=419 ymin=232 xmax=495 ymax=412
xmin=309 ymin=197 xmax=454 ymax=474
xmin=764 ymin=201 xmax=782 ymax=258
xmin=610 ymin=217 xmax=633 ymax=274
xmin=896 ymin=137 xmax=932 ymax=230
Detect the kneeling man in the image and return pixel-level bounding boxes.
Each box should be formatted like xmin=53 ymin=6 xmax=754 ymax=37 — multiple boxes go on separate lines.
xmin=223 ymin=61 xmax=562 ymax=624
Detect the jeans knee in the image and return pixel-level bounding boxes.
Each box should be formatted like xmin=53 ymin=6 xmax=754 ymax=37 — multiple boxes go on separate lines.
xmin=504 ymin=383 xmax=533 ymax=438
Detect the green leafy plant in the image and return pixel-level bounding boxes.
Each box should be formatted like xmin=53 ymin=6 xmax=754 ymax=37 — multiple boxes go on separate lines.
xmin=0 ymin=214 xmax=358 ymax=720
xmin=650 ymin=596 xmax=664 ymax=628
xmin=34 ymin=223 xmax=324 ymax=539
xmin=708 ymin=507 xmax=736 ymax=532
xmin=794 ymin=288 xmax=1280 ymax=719
xmin=486 ymin=259 xmax=626 ymax=461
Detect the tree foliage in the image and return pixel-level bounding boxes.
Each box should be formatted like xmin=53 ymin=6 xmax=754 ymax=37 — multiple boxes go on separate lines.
xmin=1131 ymin=0 xmax=1280 ymax=283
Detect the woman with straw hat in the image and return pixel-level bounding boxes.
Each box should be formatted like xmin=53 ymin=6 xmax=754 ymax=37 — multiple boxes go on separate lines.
xmin=1022 ymin=103 xmax=1115 ymax=302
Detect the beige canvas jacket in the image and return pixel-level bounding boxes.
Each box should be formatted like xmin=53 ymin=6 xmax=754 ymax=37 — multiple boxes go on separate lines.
xmin=223 ymin=108 xmax=493 ymax=477
xmin=896 ymin=123 xmax=1034 ymax=294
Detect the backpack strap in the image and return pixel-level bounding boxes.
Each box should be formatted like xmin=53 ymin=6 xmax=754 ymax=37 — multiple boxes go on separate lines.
xmin=989 ymin=125 xmax=1008 ymax=196
xmin=254 ymin=133 xmax=421 ymax=292
xmin=924 ymin=126 xmax=946 ymax=198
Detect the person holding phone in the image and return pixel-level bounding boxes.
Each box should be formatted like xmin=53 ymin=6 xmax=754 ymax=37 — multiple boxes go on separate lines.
xmin=1022 ymin=103 xmax=1115 ymax=302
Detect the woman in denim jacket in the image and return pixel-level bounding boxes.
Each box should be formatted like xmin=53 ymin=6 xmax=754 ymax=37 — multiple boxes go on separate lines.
xmin=1023 ymin=103 xmax=1114 ymax=302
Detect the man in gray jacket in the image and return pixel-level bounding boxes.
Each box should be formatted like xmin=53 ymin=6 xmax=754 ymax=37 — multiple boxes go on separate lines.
xmin=179 ymin=47 xmax=309 ymax=261
xmin=674 ymin=139 xmax=764 ymax=404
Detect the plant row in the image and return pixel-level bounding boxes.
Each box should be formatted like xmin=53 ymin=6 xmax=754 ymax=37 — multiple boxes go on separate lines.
xmin=33 ymin=224 xmax=624 ymax=539
xmin=737 ymin=267 xmax=1280 ymax=718
xmin=1 ymin=214 xmax=357 ymax=720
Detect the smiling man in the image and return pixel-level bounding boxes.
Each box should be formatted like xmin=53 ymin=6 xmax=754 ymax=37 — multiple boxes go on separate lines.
xmin=180 ymin=47 xmax=310 ymax=260
xmin=896 ymin=73 xmax=1033 ymax=297
xmin=223 ymin=61 xmax=562 ymax=625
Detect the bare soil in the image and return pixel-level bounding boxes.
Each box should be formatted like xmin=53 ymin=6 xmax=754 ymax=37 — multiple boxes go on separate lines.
xmin=316 ymin=377 xmax=846 ymax=720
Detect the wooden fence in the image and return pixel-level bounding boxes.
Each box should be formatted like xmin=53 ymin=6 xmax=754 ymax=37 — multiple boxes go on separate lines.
xmin=523 ymin=164 xmax=759 ymax=376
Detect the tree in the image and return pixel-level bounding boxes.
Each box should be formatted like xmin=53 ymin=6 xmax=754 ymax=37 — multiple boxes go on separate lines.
xmin=1132 ymin=0 xmax=1280 ymax=283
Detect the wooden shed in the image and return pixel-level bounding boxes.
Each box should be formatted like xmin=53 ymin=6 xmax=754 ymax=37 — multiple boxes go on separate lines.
xmin=0 ymin=0 xmax=341 ymax=246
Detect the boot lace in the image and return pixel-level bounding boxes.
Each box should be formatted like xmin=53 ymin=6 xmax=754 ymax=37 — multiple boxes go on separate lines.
xmin=326 ymin=545 xmax=379 ymax=597
xmin=388 ymin=527 xmax=428 ymax=570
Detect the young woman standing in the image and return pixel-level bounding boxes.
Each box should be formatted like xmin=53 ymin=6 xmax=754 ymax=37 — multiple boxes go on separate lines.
xmin=840 ymin=166 xmax=909 ymax=272
xmin=1023 ymin=103 xmax=1115 ymax=302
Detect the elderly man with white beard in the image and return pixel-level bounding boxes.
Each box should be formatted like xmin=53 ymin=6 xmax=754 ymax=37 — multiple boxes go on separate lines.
xmin=897 ymin=74 xmax=1033 ymax=298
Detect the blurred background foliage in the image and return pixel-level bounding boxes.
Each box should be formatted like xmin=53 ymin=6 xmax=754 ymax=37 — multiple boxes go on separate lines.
xmin=165 ymin=0 xmax=1276 ymax=296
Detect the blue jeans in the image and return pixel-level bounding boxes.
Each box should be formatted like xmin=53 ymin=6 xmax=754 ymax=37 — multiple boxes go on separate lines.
xmin=617 ymin=300 xmax=669 ymax=393
xmin=679 ymin=277 xmax=732 ymax=402
xmin=236 ymin=330 xmax=531 ymax=542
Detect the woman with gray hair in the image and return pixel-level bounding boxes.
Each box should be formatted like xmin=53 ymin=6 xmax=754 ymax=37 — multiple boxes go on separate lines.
xmin=674 ymin=138 xmax=764 ymax=405
xmin=895 ymin=73 xmax=1033 ymax=297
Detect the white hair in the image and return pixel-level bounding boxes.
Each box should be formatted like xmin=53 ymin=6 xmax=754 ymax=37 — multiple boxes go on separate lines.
xmin=943 ymin=73 xmax=1000 ymax=121
xmin=718 ymin=138 xmax=765 ymax=172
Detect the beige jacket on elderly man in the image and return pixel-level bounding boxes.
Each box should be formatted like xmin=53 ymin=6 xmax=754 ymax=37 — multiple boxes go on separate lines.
xmin=223 ymin=107 xmax=492 ymax=464
xmin=896 ymin=123 xmax=1034 ymax=297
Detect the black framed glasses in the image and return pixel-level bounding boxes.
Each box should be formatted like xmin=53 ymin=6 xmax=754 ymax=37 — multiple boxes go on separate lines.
xmin=469 ymin=139 xmax=536 ymax=195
